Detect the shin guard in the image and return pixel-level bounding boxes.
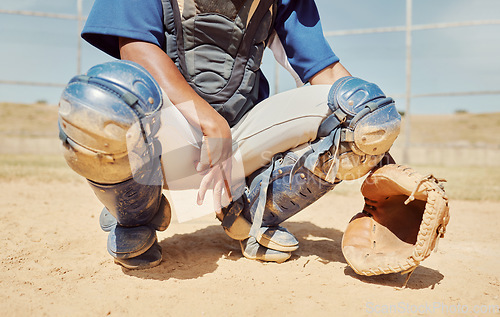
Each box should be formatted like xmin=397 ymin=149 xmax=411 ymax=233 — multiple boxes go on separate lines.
xmin=88 ymin=168 xmax=171 ymax=261
xmin=58 ymin=60 xmax=171 ymax=269
xmin=220 ymin=77 xmax=400 ymax=259
xmin=221 ymin=151 xmax=338 ymax=252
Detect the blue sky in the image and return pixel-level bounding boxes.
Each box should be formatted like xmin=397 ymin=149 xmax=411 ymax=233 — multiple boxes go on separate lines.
xmin=0 ymin=0 xmax=499 ymax=114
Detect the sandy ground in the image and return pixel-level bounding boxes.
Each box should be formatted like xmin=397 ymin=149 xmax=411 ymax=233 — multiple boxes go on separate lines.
xmin=0 ymin=178 xmax=499 ymax=317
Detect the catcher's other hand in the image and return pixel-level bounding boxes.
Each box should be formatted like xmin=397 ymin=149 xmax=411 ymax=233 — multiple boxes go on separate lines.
xmin=341 ymin=164 xmax=450 ymax=278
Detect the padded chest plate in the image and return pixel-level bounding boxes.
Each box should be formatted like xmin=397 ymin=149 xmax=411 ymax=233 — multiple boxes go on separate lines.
xmin=162 ymin=0 xmax=276 ymax=126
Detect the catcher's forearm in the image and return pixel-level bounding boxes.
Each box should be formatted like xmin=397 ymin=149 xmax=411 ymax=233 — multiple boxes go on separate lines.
xmin=309 ymin=62 xmax=351 ymax=85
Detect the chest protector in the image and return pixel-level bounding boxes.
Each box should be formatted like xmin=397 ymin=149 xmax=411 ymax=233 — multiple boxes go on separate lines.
xmin=161 ymin=0 xmax=276 ymax=126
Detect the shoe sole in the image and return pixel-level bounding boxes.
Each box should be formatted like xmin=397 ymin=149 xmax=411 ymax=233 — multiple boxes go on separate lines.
xmin=256 ymin=232 xmax=299 ymax=252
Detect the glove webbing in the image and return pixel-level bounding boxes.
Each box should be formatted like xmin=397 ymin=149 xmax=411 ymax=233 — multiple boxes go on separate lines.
xmin=404 ymin=174 xmax=447 ymax=205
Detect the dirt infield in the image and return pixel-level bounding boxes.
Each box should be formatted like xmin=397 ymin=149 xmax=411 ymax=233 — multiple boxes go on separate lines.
xmin=1 ymin=104 xmax=499 ymax=316
xmin=1 ymin=177 xmax=499 ymax=316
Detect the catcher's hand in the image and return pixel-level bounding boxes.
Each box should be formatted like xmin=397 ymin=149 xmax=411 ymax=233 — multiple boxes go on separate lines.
xmin=341 ymin=164 xmax=450 ymax=277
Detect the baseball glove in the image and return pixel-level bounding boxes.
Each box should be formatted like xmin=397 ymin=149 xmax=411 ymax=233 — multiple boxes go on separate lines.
xmin=341 ymin=164 xmax=450 ymax=278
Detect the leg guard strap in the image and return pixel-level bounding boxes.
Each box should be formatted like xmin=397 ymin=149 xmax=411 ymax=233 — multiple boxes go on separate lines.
xmin=243 ymin=152 xmax=338 ymax=230
xmin=220 ymin=152 xmax=338 ymax=250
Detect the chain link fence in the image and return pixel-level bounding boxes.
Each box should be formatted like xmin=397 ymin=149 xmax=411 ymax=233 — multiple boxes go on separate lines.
xmin=1 ymin=0 xmax=499 ymax=165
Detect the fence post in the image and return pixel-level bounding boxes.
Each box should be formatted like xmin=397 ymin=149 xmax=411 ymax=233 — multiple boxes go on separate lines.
xmin=76 ymin=0 xmax=83 ymax=75
xmin=403 ymin=0 xmax=413 ymax=164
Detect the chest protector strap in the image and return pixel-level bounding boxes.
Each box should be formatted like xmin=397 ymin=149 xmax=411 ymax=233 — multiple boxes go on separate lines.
xmin=161 ymin=0 xmax=276 ymax=126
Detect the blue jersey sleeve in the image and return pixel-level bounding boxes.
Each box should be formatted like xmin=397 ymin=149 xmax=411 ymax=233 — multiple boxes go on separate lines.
xmin=82 ymin=0 xmax=165 ymax=59
xmin=274 ymin=0 xmax=339 ymax=83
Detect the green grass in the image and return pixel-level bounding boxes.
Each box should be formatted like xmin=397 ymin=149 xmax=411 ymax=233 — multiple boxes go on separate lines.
xmin=0 ymin=153 xmax=498 ymax=201
xmin=0 ymin=102 xmax=58 ymax=137
xmin=0 ymin=154 xmax=80 ymax=183
xmin=399 ymin=113 xmax=500 ymax=146
xmin=411 ymin=165 xmax=500 ymax=201
xmin=0 ymin=103 xmax=499 ymax=201
xmin=330 ymin=164 xmax=500 ymax=202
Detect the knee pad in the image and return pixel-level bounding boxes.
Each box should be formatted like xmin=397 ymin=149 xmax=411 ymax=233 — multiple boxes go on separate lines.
xmin=58 ymin=60 xmax=170 ymax=262
xmin=315 ymin=76 xmax=401 ymax=181
xmin=58 ymin=60 xmax=164 ymax=184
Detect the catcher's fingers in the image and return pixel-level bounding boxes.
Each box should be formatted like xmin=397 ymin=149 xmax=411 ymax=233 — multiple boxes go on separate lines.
xmin=197 ymin=168 xmax=215 ymax=206
xmin=196 ymin=136 xmax=225 ymax=172
xmin=213 ymin=171 xmax=224 ymax=216
xmin=196 ymin=160 xmax=233 ymax=215
xmin=218 ymin=159 xmax=234 ymax=208
xmin=212 ymin=160 xmax=234 ymax=215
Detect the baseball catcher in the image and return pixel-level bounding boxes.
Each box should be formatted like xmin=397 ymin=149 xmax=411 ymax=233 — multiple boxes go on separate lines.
xmin=58 ymin=0 xmax=449 ymax=273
